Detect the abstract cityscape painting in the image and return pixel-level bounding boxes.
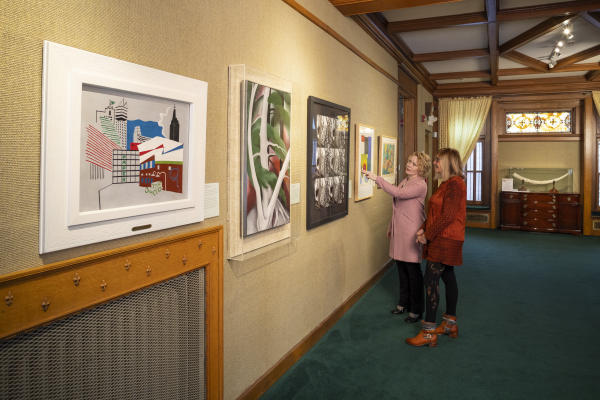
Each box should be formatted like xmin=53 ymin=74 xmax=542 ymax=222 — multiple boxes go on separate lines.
xmin=40 ymin=41 xmax=207 ymax=253
xmin=306 ymin=96 xmax=350 ymax=230
xmin=242 ymin=80 xmax=291 ymax=237
xmin=355 ymin=123 xmax=374 ymax=201
xmin=378 ymin=135 xmax=397 ymax=184
xmin=80 ymin=85 xmax=189 ymax=212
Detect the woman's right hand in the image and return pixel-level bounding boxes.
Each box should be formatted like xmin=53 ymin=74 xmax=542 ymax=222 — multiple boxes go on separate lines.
xmin=416 ymin=229 xmax=426 ymax=244
xmin=363 ymin=169 xmax=376 ymax=181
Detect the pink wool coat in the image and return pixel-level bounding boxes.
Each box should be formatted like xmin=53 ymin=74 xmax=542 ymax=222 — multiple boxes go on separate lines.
xmin=375 ymin=176 xmax=427 ymax=263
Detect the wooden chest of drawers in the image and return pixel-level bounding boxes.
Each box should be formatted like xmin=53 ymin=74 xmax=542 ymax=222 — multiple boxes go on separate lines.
xmin=500 ymin=191 xmax=581 ymax=234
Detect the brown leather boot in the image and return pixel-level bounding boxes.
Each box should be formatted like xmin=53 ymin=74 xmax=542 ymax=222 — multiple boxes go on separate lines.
xmin=434 ymin=314 xmax=458 ymax=338
xmin=405 ymin=325 xmax=437 ymax=347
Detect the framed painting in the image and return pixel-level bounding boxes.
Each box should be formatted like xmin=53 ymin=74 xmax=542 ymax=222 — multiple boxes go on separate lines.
xmin=378 ymin=135 xmax=397 ymax=185
xmin=354 ymin=123 xmax=375 ymax=201
xmin=306 ymin=96 xmax=350 ymax=230
xmin=242 ymin=80 xmax=291 ymax=237
xmin=40 ymin=41 xmax=207 ymax=253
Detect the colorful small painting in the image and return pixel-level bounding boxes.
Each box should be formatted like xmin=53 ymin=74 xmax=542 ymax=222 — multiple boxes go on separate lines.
xmin=242 ymin=80 xmax=291 ymax=237
xmin=378 ymin=135 xmax=397 ymax=184
xmin=355 ymin=123 xmax=375 ymax=201
xmin=80 ymin=85 xmax=189 ymax=212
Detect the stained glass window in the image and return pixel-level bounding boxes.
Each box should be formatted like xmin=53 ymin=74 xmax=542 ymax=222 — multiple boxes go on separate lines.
xmin=505 ymin=111 xmax=571 ymax=134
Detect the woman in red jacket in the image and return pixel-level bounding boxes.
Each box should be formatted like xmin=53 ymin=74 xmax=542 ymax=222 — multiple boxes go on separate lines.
xmin=406 ymin=147 xmax=466 ymax=347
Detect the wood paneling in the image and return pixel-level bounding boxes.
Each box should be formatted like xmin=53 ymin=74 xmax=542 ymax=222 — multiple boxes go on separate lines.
xmin=412 ymin=48 xmax=488 ymax=63
xmin=583 ymin=95 xmax=595 ymax=234
xmin=238 ymin=261 xmax=393 ymax=400
xmin=0 ymin=226 xmax=224 ymax=398
xmin=490 ymin=100 xmax=499 ymax=228
xmin=403 ymin=97 xmax=417 ymax=162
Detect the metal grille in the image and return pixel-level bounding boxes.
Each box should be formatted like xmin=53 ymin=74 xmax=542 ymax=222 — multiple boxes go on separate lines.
xmin=593 ymin=220 xmax=600 ymax=231
xmin=0 ymin=270 xmax=205 ymax=400
xmin=466 ymin=213 xmax=489 ymax=223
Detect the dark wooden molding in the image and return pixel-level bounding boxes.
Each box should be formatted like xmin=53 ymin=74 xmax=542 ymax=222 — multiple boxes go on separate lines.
xmin=554 ymin=44 xmax=600 ymax=70
xmin=496 ymin=0 xmax=600 ymax=21
xmin=486 ymin=0 xmax=499 ymax=85
xmin=237 ymin=260 xmax=393 ymax=400
xmin=430 ymin=71 xmax=491 ymax=80
xmin=435 ymin=80 xmax=600 ymax=96
xmin=353 ymin=13 xmax=435 ymax=92
xmin=583 ymin=95 xmax=595 ymax=235
xmin=412 ymin=48 xmax=489 ymax=63
xmin=281 ymin=0 xmax=399 ymax=85
xmin=330 ymin=0 xmax=463 ymax=16
xmin=587 ymin=70 xmax=600 ymax=81
xmin=583 ymin=11 xmax=600 ymax=29
xmin=498 ymin=134 xmax=581 ymax=142
xmin=386 ymin=12 xmax=487 ymax=33
xmin=498 ymin=63 xmax=600 ymax=76
xmin=499 ymin=15 xmax=572 ymax=55
xmin=503 ymin=51 xmax=549 ymax=72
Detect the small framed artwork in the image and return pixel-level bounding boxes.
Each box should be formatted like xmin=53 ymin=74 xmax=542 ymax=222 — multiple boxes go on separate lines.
xmin=242 ymin=80 xmax=291 ymax=237
xmin=378 ymin=135 xmax=397 ymax=185
xmin=354 ymin=123 xmax=375 ymax=201
xmin=306 ymin=96 xmax=350 ymax=230
xmin=40 ymin=41 xmax=207 ymax=253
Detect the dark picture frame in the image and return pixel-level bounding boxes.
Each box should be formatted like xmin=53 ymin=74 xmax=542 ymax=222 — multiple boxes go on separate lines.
xmin=306 ymin=96 xmax=350 ymax=230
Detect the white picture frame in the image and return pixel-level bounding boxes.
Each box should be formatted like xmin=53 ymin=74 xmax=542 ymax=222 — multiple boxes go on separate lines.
xmin=40 ymin=41 xmax=207 ymax=253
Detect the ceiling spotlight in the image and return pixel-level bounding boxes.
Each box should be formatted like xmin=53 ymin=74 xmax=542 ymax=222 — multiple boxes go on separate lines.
xmin=563 ymin=27 xmax=571 ymax=35
xmin=567 ymin=34 xmax=574 ymax=40
xmin=557 ymin=41 xmax=564 ymax=47
xmin=549 ymin=62 xmax=555 ymax=69
xmin=563 ymin=20 xmax=570 ymax=25
xmin=555 ymin=47 xmax=561 ymax=53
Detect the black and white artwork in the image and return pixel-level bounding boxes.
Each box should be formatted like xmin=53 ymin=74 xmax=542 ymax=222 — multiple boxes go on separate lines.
xmin=306 ymin=96 xmax=350 ymax=230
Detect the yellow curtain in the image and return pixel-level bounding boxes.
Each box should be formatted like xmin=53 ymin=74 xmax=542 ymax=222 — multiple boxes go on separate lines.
xmin=593 ymin=91 xmax=600 ymax=115
xmin=439 ymin=96 xmax=492 ymax=163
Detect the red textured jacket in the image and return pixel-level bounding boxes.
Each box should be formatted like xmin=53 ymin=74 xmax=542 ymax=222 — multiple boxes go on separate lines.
xmin=423 ymin=175 xmax=466 ymax=266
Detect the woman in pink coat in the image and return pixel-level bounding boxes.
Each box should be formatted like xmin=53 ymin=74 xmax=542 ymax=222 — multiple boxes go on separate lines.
xmin=365 ymin=151 xmax=431 ymax=323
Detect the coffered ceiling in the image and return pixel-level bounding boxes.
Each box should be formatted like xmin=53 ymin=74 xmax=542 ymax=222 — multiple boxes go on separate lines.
xmin=329 ymin=0 xmax=600 ymax=96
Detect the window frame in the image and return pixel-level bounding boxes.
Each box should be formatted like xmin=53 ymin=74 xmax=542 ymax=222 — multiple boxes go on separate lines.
xmin=595 ymin=106 xmax=600 ymax=212
xmin=464 ymin=116 xmax=491 ymax=207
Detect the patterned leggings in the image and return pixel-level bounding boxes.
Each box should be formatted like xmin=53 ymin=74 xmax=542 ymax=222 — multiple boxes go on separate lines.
xmin=424 ymin=262 xmax=458 ymax=323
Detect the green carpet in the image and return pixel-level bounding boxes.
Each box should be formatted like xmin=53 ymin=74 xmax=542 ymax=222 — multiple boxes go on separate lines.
xmin=260 ymin=229 xmax=600 ymax=399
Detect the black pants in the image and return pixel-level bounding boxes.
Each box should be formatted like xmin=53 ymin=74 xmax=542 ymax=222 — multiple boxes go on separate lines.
xmin=424 ymin=262 xmax=458 ymax=323
xmin=396 ymin=260 xmax=424 ymax=315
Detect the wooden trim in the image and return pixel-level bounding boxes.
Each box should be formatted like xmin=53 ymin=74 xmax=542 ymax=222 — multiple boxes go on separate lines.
xmin=434 ymin=81 xmax=600 ymax=96
xmin=495 ymin=93 xmax=587 ymax=102
xmin=498 ymin=134 xmax=581 ymax=142
xmin=386 ymin=12 xmax=487 ymax=32
xmin=430 ymin=71 xmax=491 ymax=80
xmin=583 ymin=95 xmax=595 ymax=234
xmin=237 ymin=260 xmax=393 ymax=400
xmin=412 ymin=48 xmax=488 ymax=63
xmin=490 ymin=100 xmax=499 ymax=228
xmin=496 ymin=1 xmax=600 ymax=22
xmin=554 ymin=44 xmax=600 ymax=70
xmin=499 ymin=15 xmax=572 ymax=55
xmin=498 ymin=64 xmax=600 ymax=76
xmin=330 ymin=0 xmax=463 ymax=16
xmin=586 ymin=70 xmax=600 ymax=81
xmin=403 ymin=97 xmax=417 ymax=162
xmin=0 ymin=226 xmax=224 ymax=397
xmin=503 ymin=51 xmax=548 ymax=72
xmin=352 ymin=13 xmax=434 ymax=92
xmin=281 ymin=0 xmax=399 ymax=85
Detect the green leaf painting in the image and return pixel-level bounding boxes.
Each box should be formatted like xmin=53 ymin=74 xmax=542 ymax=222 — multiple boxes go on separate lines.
xmin=243 ymin=80 xmax=291 ymax=237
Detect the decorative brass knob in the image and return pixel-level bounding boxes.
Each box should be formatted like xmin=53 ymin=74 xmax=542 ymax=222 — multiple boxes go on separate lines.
xmin=165 ymin=249 xmax=170 ymax=259
xmin=5 ymin=290 xmax=14 ymax=306
xmin=198 ymin=240 xmax=203 ymax=249
xmin=146 ymin=265 xmax=152 ymax=276
xmin=100 ymin=280 xmax=107 ymax=291
xmin=182 ymin=256 xmax=187 ymax=265
xmin=212 ymin=246 xmax=216 ymax=255
xmin=41 ymin=298 xmax=50 ymax=312
xmin=124 ymin=260 xmax=131 ymax=271
xmin=73 ymin=273 xmax=81 ymax=287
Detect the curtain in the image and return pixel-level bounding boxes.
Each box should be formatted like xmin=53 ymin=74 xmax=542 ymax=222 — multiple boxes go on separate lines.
xmin=439 ymin=96 xmax=492 ymax=163
xmin=593 ymin=91 xmax=600 ymax=115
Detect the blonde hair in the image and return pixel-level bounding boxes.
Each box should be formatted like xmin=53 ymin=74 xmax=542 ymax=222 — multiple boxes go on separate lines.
xmin=435 ymin=148 xmax=463 ymax=181
xmin=409 ymin=151 xmax=431 ymax=178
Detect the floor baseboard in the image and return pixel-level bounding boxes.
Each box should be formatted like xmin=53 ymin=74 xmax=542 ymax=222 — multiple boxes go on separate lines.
xmin=237 ymin=259 xmax=394 ymax=400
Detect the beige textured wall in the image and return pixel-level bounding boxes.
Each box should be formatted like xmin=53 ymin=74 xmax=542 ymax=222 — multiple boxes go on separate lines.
xmin=0 ymin=0 xmax=398 ymax=398
xmin=498 ymin=142 xmax=581 ymax=193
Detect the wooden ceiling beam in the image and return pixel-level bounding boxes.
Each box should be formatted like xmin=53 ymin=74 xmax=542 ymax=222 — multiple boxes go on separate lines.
xmin=586 ymin=70 xmax=600 ymax=81
xmin=486 ymin=0 xmax=499 ymax=85
xmin=352 ymin=13 xmax=435 ymax=92
xmin=496 ymin=1 xmax=600 ymax=22
xmin=412 ymin=48 xmax=488 ymax=63
xmin=582 ymin=11 xmax=600 ymax=29
xmin=434 ymin=81 xmax=600 ymax=97
xmin=553 ymin=44 xmax=600 ymax=70
xmin=386 ymin=12 xmax=487 ymax=33
xmin=430 ymin=71 xmax=491 ymax=80
xmin=498 ymin=63 xmax=600 ymax=76
xmin=499 ymin=15 xmax=572 ymax=55
xmin=329 ymin=0 xmax=463 ymax=16
xmin=502 ymin=51 xmax=549 ymax=72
